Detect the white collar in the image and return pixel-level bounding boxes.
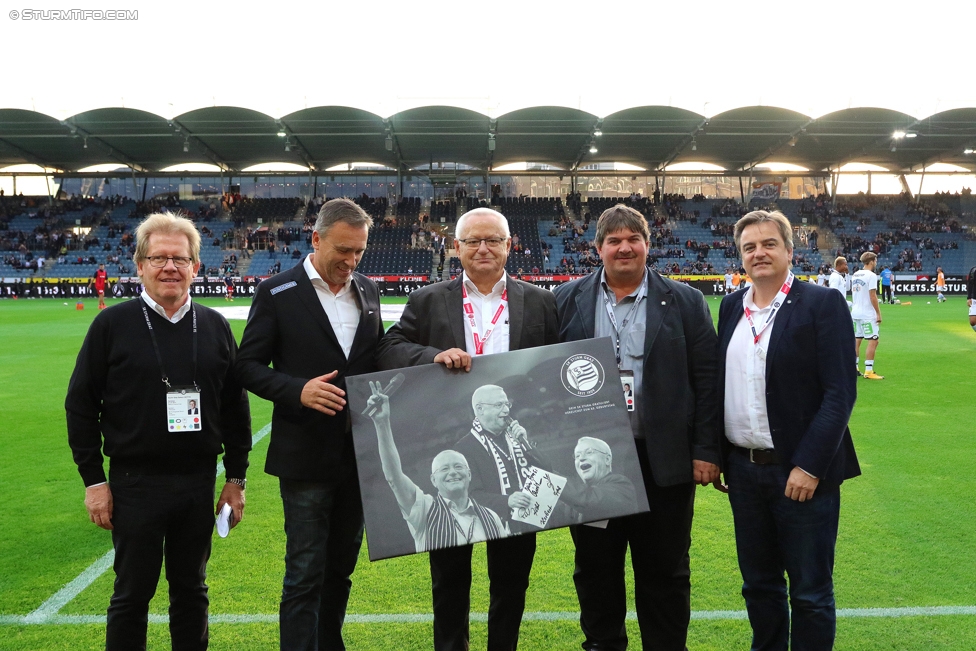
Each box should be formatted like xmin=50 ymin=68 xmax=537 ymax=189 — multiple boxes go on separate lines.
xmin=140 ymin=290 xmax=192 ymax=323
xmin=304 ymin=254 xmax=353 ymax=296
xmin=461 ymin=270 xmax=507 ymax=297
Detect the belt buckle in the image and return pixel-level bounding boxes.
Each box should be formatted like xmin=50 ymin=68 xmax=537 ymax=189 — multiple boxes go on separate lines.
xmin=749 ymin=449 xmax=758 ymax=463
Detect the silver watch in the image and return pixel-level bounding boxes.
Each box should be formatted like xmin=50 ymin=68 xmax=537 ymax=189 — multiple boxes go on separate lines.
xmin=227 ymin=477 xmax=246 ymax=490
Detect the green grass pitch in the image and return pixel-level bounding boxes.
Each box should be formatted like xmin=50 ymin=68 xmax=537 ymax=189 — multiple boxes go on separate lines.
xmin=1 ymin=294 xmax=974 ymax=650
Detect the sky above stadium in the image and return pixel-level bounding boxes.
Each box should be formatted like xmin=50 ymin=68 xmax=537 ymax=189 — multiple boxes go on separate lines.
xmin=2 ymin=0 xmax=974 ymax=122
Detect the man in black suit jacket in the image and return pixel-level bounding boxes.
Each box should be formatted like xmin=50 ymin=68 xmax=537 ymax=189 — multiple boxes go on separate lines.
xmin=553 ymin=204 xmax=721 ymax=651
xmin=718 ymin=210 xmax=859 ymax=650
xmin=377 ymin=207 xmax=558 ymax=651
xmin=236 ymin=198 xmax=384 ymax=651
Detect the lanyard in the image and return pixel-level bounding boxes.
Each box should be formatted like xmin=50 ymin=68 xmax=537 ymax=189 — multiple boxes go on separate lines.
xmin=452 ymin=509 xmax=477 ymax=544
xmin=462 ymin=284 xmax=508 ymax=356
xmin=140 ymin=299 xmax=198 ymax=390
xmin=602 ymin=278 xmax=646 ymax=365
xmin=743 ymin=272 xmax=794 ymax=345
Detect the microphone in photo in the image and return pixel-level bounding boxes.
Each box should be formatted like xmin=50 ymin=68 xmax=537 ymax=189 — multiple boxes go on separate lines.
xmin=362 ymin=372 xmax=405 ymax=417
xmin=505 ymin=416 xmax=533 ymax=449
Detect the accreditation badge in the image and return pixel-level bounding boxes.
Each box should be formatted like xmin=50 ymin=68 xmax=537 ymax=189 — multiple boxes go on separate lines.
xmin=619 ymin=370 xmax=635 ymax=412
xmin=167 ymin=386 xmax=202 ymax=432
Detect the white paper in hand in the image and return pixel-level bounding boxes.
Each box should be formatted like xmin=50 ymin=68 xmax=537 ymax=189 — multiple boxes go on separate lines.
xmin=215 ymin=503 xmax=232 ymax=538
xmin=511 ymin=466 xmax=567 ymax=529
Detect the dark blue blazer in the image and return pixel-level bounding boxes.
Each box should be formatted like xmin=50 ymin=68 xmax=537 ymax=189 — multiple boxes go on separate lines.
xmin=554 ymin=269 xmax=722 ymax=488
xmin=717 ymin=280 xmax=860 ymax=486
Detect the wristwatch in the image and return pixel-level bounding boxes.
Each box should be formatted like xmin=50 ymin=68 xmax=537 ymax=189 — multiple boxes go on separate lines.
xmin=227 ymin=477 xmax=246 ymax=490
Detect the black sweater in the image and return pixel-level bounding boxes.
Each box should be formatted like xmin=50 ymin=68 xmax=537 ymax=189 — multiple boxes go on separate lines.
xmin=66 ymin=298 xmax=251 ymax=486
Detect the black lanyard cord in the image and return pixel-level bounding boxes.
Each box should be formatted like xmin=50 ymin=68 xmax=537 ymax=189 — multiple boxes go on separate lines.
xmin=140 ymin=299 xmax=198 ymax=391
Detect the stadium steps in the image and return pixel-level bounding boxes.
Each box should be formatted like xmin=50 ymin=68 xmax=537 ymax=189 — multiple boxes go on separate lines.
xmin=818 ymin=230 xmax=842 ymax=262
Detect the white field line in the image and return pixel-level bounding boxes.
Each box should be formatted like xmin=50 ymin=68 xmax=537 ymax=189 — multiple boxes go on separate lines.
xmin=4 ymin=606 xmax=976 ymax=626
xmin=21 ymin=423 xmax=273 ymax=624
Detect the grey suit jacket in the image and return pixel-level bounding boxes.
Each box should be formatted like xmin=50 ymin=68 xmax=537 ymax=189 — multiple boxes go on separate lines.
xmin=376 ymin=275 xmax=558 ymax=369
xmin=553 ymin=269 xmax=721 ymax=487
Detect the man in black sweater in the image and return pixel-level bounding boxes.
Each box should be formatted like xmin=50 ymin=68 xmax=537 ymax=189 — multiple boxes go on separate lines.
xmin=66 ymin=213 xmax=251 ymax=651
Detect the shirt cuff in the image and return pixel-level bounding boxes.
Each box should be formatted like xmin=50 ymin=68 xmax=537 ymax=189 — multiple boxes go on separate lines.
xmin=798 ymin=467 xmax=818 ymax=479
xmin=86 ymin=481 xmax=107 ymax=488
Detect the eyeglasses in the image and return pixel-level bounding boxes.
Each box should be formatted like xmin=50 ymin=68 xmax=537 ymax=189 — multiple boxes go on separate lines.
xmin=434 ymin=463 xmax=469 ymax=474
xmin=457 ymin=237 xmax=507 ymax=250
xmin=478 ymin=401 xmax=512 ymax=409
xmin=574 ymin=448 xmax=610 ymax=460
xmin=145 ymin=256 xmax=194 ymax=268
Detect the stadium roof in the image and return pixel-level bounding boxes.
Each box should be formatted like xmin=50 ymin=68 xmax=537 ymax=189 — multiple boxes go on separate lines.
xmin=3 ymin=104 xmax=975 ymax=175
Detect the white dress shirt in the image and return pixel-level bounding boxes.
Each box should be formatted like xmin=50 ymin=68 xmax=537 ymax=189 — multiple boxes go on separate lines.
xmin=140 ymin=290 xmax=192 ymax=324
xmin=461 ymin=271 xmax=510 ymax=355
xmin=724 ymin=286 xmax=775 ymax=450
xmin=304 ymin=255 xmax=360 ymax=358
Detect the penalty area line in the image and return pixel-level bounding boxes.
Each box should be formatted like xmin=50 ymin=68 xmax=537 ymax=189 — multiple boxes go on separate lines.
xmin=4 ymin=606 xmax=976 ymax=626
xmin=22 ymin=423 xmax=272 ymax=624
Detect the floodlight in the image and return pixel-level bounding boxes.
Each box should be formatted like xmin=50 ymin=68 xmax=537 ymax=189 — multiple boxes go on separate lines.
xmin=892 ymin=131 xmax=906 ymax=139
xmin=277 ymin=131 xmax=287 ymax=137
xmin=593 ymin=129 xmax=603 ymax=137
xmin=965 ymin=148 xmax=974 ymax=155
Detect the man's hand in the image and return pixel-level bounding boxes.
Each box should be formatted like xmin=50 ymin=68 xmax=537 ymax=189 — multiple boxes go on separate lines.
xmin=692 ymin=460 xmax=720 ymax=487
xmin=433 ymin=348 xmax=472 ymax=372
xmin=216 ymin=482 xmax=245 ymax=529
xmin=785 ymin=467 xmax=819 ymax=502
xmin=876 ymin=312 xmax=883 ymax=324
xmin=300 ymin=370 xmax=346 ymax=415
xmin=506 ymin=420 xmax=531 ymax=448
xmin=85 ymin=484 xmax=113 ymax=530
xmin=507 ymin=491 xmax=532 ymax=510
xmin=366 ymin=380 xmax=390 ymax=421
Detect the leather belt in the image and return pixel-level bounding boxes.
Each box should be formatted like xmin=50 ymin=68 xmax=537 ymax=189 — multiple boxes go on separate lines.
xmin=732 ymin=446 xmax=780 ymax=465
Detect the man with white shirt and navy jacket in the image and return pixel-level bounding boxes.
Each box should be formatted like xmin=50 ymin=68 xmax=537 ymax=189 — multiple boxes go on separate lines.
xmin=718 ymin=210 xmax=859 ymax=651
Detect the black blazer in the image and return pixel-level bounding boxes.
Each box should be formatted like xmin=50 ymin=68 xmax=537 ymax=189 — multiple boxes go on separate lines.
xmin=375 ymin=275 xmax=558 ymax=369
xmin=554 ymin=269 xmax=721 ymax=487
xmin=236 ymin=259 xmax=384 ymax=481
xmin=717 ymin=280 xmax=860 ymax=486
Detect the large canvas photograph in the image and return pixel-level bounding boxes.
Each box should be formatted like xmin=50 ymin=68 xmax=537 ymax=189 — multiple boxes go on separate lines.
xmin=347 ymin=338 xmax=650 ymax=561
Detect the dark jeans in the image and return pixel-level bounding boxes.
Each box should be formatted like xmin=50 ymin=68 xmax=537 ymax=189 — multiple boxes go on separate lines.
xmin=429 ymin=532 xmax=536 ymax=651
xmin=279 ymin=457 xmax=364 ymax=651
xmin=106 ymin=471 xmax=216 ymax=651
xmin=726 ymin=451 xmax=841 ymax=651
xmin=570 ymin=445 xmax=695 ymax=651
xmin=882 ymin=285 xmax=892 ymax=303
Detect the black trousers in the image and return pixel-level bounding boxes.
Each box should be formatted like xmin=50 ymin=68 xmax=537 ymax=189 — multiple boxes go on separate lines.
xmin=429 ymin=532 xmax=536 ymax=651
xmin=570 ymin=445 xmax=696 ymax=651
xmin=106 ymin=471 xmax=216 ymax=651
